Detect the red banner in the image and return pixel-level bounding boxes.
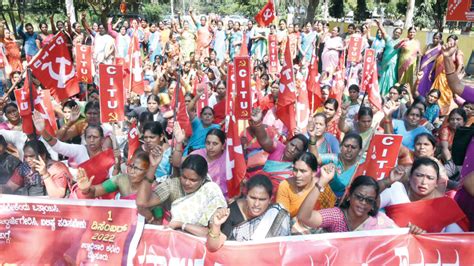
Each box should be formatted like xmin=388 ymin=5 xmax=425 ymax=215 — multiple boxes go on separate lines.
xmin=78 ymin=149 xmax=115 ymax=186
xmin=347 ymin=36 xmax=364 ymax=63
xmin=75 ymin=44 xmax=93 ymax=84
xmin=133 ymin=226 xmax=474 ymax=265
xmin=34 ymin=89 xmax=58 ymax=137
xmin=127 ymin=121 xmax=140 ymax=164
xmin=30 ymin=32 xmax=79 ymax=101
xmin=99 ymin=64 xmax=125 ymax=123
xmin=14 ymin=87 xmax=32 ymax=116
xmin=0 ymin=195 xmax=144 ymax=265
xmin=447 ymin=0 xmax=474 ymax=21
xmin=361 ymin=49 xmax=382 ymax=110
xmin=126 ymin=31 xmax=144 ymax=95
xmin=268 ymin=34 xmax=278 ymax=74
xmin=254 ymin=0 xmax=276 ymax=27
xmin=354 ymin=134 xmax=403 ymax=180
xmin=234 ymin=56 xmax=251 ymax=119
xmin=225 ymin=115 xmax=246 ymax=197
xmin=193 ymin=75 xmax=209 ymax=116
xmin=225 ymin=63 xmax=235 ymax=117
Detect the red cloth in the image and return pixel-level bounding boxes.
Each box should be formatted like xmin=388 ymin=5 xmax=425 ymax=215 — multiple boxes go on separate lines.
xmin=213 ymin=99 xmax=226 ymax=124
xmin=385 ymin=197 xmax=470 ymax=232
xmin=276 ymin=38 xmax=296 ymax=138
xmin=254 ymin=0 xmax=276 ymax=27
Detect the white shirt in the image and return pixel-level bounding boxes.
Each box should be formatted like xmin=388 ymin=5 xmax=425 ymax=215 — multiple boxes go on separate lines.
xmin=0 ymin=129 xmax=58 ymax=160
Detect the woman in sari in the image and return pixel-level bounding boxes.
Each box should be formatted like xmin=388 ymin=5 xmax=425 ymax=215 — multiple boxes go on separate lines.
xmin=371 ymin=28 xmax=385 ymax=72
xmin=76 ymin=151 xmax=151 ymax=200
xmin=310 ymin=133 xmax=363 ymax=198
xmin=307 ymin=114 xmax=339 ymax=155
xmin=382 ymin=103 xmax=430 ymax=151
xmin=397 ymin=27 xmax=420 ymax=89
xmin=417 ymin=32 xmax=443 ymax=97
xmin=173 ymin=127 xmax=227 ymax=196
xmin=321 ymin=27 xmax=343 ymax=73
xmin=250 ymin=25 xmax=269 ymax=62
xmin=206 ymin=175 xmax=290 ymax=250
xmin=0 ymin=22 xmax=22 ymax=73
xmin=432 ymin=35 xmax=464 ymax=115
xmin=249 ymin=108 xmax=309 ymax=195
xmin=323 ymin=98 xmax=342 ymax=140
xmin=137 ymin=122 xmax=171 ymax=182
xmin=375 ymin=20 xmax=402 ymax=97
xmin=0 ymin=103 xmax=22 ymax=131
xmin=229 ymin=22 xmax=243 ymax=60
xmin=0 ymin=140 xmax=70 ymax=197
xmin=299 ymin=22 xmax=318 ymax=63
xmin=439 ymin=108 xmax=466 ymax=175
xmin=380 ymin=157 xmax=469 ymax=232
xmin=277 ymin=153 xmax=336 ymax=234
xmin=137 ymin=154 xmax=226 ymax=236
xmin=298 ymin=173 xmax=397 ymax=233
xmin=179 ymin=21 xmax=196 ymax=62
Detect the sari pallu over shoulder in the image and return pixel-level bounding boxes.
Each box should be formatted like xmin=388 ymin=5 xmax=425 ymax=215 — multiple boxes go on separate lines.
xmin=418 ymin=45 xmax=442 ymax=97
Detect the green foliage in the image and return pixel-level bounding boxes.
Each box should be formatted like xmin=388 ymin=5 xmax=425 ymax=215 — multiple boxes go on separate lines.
xmin=355 ymin=0 xmax=367 ymax=22
xmin=384 ymin=2 xmax=399 ymax=19
xmin=413 ymin=1 xmax=433 ymax=29
xmin=396 ymin=0 xmax=407 ymax=16
xmin=141 ymin=2 xmax=170 ymax=22
xmin=329 ymin=0 xmax=344 ymax=19
xmin=432 ymin=0 xmax=447 ymax=31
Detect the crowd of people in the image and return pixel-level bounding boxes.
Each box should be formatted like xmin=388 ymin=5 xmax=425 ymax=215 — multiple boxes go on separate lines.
xmin=0 ymin=8 xmax=473 ymax=251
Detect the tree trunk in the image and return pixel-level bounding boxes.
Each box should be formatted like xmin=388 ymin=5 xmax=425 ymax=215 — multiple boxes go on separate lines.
xmin=305 ymin=0 xmax=320 ymax=24
xmin=404 ymin=0 xmax=415 ymax=28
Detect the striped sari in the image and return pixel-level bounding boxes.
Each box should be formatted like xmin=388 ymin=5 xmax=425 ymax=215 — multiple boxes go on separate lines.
xmin=398 ymin=39 xmax=420 ymax=88
xmin=417 ymin=44 xmax=442 ymax=97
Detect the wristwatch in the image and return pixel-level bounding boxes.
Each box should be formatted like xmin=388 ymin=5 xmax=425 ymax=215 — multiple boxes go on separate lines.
xmin=315 ymin=182 xmax=325 ymax=193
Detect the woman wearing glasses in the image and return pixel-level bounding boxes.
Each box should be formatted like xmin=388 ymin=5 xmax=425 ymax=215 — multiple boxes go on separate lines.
xmin=380 ymin=157 xmax=469 ymax=232
xmin=298 ymin=170 xmax=397 ymax=233
xmin=75 ymin=150 xmax=152 ymax=200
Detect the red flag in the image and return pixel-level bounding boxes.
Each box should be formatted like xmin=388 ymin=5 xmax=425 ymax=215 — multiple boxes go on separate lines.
xmin=234 ymin=56 xmax=251 ymax=120
xmin=306 ymin=54 xmax=321 ymax=113
xmin=354 ymin=134 xmax=403 ymax=180
xmin=29 ymin=32 xmax=79 ymax=101
xmin=34 ymin=90 xmax=58 ymax=137
xmin=361 ymin=49 xmax=382 ymax=110
xmin=226 ymin=115 xmax=246 ymax=198
xmin=14 ymin=79 xmax=34 ymax=135
xmin=276 ymin=37 xmax=297 ymax=137
xmin=75 ymin=44 xmax=93 ymax=83
xmin=126 ymin=31 xmax=144 ymax=95
xmin=99 ymin=64 xmax=125 ymax=123
xmin=268 ymin=34 xmax=278 ymax=74
xmin=255 ymin=0 xmax=276 ymax=27
xmin=127 ymin=121 xmax=140 ymax=164
xmin=296 ymin=77 xmax=310 ymax=132
xmin=177 ymin=87 xmax=193 ymax=137
xmin=347 ymin=36 xmax=364 ymax=63
xmin=239 ymin=39 xmax=248 ymax=57
xmin=225 ymin=63 xmax=235 ymax=118
xmin=193 ymin=74 xmax=209 ymax=115
xmin=78 ymin=149 xmax=115 ymax=185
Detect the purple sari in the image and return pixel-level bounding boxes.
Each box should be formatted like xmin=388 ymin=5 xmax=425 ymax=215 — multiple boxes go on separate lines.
xmin=417 ymin=45 xmax=441 ymax=97
xmin=455 ymin=137 xmax=474 ymax=231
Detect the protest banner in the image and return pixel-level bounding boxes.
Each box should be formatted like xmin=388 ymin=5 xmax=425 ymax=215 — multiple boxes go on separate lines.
xmin=268 ymin=34 xmax=278 ymax=74
xmin=347 ymin=36 xmax=364 ymax=63
xmin=354 ymin=134 xmax=403 ymax=180
xmin=446 ymin=0 xmax=474 ymax=21
xmin=225 ymin=63 xmax=235 ymax=117
xmin=234 ymin=56 xmax=251 ymax=119
xmin=75 ymin=44 xmax=93 ymax=83
xmin=0 ymin=195 xmax=144 ymax=265
xmin=134 ymin=226 xmax=474 ymax=265
xmin=99 ymin=64 xmax=125 ymax=123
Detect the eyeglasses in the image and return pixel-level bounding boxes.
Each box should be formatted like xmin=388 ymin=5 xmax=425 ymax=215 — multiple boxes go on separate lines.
xmin=127 ymin=164 xmax=146 ymax=172
xmin=352 ymin=193 xmax=376 ymax=205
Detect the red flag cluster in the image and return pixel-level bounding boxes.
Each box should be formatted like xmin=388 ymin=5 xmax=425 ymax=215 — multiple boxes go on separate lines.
xmin=255 ymin=0 xmax=276 ymax=27
xmin=361 ymin=49 xmax=382 ymax=110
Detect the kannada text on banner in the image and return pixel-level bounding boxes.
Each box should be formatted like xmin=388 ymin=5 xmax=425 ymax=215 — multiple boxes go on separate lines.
xmin=0 ymin=195 xmax=144 ymax=265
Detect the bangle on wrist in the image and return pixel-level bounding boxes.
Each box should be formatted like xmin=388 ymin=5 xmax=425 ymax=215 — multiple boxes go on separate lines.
xmin=41 ymin=173 xmax=51 ymax=181
xmin=208 ymin=229 xmax=220 ymax=239
xmin=181 ymin=222 xmax=187 ymax=231
xmin=145 ymin=176 xmax=154 ymax=184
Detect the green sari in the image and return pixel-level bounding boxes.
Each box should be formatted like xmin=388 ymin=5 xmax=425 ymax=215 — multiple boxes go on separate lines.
xmin=379 ymin=36 xmax=400 ymax=97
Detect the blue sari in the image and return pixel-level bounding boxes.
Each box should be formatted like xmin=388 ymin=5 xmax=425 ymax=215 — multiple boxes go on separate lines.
xmin=379 ymin=36 xmax=400 ymax=97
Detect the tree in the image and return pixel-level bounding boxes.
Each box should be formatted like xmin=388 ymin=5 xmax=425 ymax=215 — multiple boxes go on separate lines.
xmin=76 ymin=0 xmax=141 ymax=29
xmin=432 ymin=0 xmax=447 ymax=31
xmin=329 ymin=0 xmax=344 ymax=19
xmin=305 ymin=0 xmax=320 ymax=24
xmin=405 ymin=0 xmax=415 ymax=28
xmin=355 ymin=0 xmax=367 ymax=22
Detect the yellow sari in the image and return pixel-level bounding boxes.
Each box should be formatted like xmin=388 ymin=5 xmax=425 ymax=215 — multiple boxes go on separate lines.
xmin=398 ymin=39 xmax=420 ymax=88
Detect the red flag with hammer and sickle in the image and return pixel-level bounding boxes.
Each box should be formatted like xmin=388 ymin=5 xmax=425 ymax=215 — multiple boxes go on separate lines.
xmin=127 ymin=121 xmax=140 ymax=164
xmin=255 ymin=0 xmax=276 ymax=27
xmin=29 ymin=32 xmax=79 ymax=102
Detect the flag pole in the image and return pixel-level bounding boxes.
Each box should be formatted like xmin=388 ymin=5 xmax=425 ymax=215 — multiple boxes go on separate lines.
xmin=27 ymin=67 xmax=37 ymax=140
